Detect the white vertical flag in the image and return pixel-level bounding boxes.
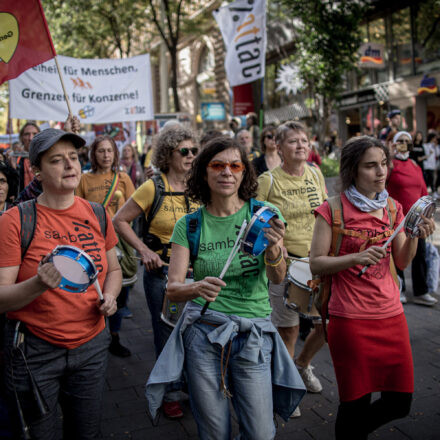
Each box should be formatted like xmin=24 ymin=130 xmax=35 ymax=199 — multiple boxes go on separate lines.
xmin=213 ymin=0 xmax=267 ymax=87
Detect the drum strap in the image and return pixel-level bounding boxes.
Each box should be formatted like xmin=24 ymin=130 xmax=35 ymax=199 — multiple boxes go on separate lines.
xmin=18 ymin=199 xmax=107 ymax=260
xmin=312 ymin=195 xmax=398 ymax=341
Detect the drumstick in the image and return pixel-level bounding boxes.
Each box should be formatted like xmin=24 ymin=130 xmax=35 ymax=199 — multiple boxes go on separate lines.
xmin=357 ymin=216 xmax=406 ymax=277
xmin=200 ymin=219 xmax=248 ymax=315
xmin=94 ymin=280 xmax=105 ymax=304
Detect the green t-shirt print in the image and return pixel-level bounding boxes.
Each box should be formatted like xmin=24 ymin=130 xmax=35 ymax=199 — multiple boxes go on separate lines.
xmin=171 ymin=201 xmax=284 ymax=318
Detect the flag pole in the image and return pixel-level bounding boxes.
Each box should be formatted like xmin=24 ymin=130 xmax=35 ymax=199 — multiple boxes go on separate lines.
xmin=54 ymin=56 xmax=73 ymax=117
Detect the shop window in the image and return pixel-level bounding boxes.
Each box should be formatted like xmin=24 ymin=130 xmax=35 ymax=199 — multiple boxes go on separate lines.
xmin=392 ymin=8 xmax=413 ymax=78
xmin=414 ymin=1 xmax=440 ymax=74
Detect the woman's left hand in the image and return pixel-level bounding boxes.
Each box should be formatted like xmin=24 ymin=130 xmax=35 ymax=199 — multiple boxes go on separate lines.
xmin=98 ymin=293 xmax=118 ymax=317
xmin=265 ymin=217 xmax=285 ymax=249
xmin=416 ymin=214 xmax=436 ymax=239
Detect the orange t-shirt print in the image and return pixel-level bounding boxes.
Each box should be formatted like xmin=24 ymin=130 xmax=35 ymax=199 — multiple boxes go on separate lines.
xmin=0 ymin=196 xmax=118 ymax=349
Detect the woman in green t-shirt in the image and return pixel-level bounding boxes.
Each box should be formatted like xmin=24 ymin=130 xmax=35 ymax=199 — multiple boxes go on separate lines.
xmin=166 ymin=136 xmax=296 ymax=439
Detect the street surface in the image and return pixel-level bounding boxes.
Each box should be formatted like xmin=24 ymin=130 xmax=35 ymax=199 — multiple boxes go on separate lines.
xmin=102 ymin=188 xmax=440 ymax=439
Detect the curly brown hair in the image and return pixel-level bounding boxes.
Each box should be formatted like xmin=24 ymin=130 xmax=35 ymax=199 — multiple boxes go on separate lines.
xmin=186 ymin=136 xmax=257 ymax=206
xmin=89 ymin=135 xmax=119 ymax=173
xmin=152 ymin=126 xmax=195 ymax=173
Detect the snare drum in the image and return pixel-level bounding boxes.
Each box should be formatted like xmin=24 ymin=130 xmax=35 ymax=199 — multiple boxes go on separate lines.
xmin=240 ymin=206 xmax=278 ymax=256
xmin=284 ymin=259 xmax=319 ymax=318
xmin=404 ymin=196 xmax=436 ymax=238
xmin=48 ymin=245 xmax=98 ymax=293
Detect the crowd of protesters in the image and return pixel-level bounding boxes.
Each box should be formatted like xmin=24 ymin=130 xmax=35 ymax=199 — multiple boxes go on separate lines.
xmin=0 ymin=111 xmax=438 ymax=439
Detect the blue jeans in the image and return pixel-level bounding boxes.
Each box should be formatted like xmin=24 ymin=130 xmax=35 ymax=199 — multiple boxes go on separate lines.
xmin=183 ymin=321 xmax=276 ymax=440
xmin=143 ymin=267 xmax=180 ymax=401
xmin=109 ymin=285 xmax=131 ymax=333
xmin=4 ymin=321 xmax=110 ymax=440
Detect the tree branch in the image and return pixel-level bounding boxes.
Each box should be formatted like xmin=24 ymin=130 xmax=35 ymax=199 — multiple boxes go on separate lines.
xmin=148 ymin=0 xmax=172 ymax=51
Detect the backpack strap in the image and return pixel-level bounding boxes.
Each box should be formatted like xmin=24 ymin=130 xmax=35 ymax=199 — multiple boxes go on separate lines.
xmin=186 ymin=208 xmax=203 ymax=265
xmin=18 ymin=199 xmax=37 ymax=259
xmin=144 ymin=174 xmax=166 ymax=235
xmin=249 ymin=197 xmax=266 ymax=215
xmin=89 ymin=201 xmax=107 ymax=238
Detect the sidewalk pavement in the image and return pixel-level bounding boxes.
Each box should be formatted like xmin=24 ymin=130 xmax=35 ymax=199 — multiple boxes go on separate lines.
xmin=102 ymin=199 xmax=440 ymax=439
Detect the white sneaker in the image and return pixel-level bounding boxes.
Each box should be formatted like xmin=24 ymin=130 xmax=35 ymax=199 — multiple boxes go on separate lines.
xmin=296 ymin=364 xmax=323 ymax=393
xmin=400 ymin=292 xmax=407 ymax=304
xmin=413 ymin=293 xmax=438 ymax=306
xmin=290 ymin=406 xmax=301 ymax=418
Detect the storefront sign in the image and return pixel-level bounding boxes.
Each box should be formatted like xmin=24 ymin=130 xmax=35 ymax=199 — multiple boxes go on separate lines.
xmin=232 ymin=83 xmax=255 ymax=116
xmin=418 ymin=75 xmax=438 ymax=95
xmin=339 ymin=88 xmax=377 ymax=109
xmin=201 ymin=102 xmax=226 ymax=121
xmin=359 ymin=43 xmax=385 ymax=69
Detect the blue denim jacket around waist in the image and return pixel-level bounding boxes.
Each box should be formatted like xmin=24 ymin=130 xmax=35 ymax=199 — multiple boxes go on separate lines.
xmin=145 ymin=302 xmax=306 ymax=421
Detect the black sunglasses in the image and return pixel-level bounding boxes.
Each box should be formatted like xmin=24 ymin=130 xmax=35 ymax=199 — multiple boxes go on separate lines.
xmin=176 ymin=147 xmax=199 ymax=157
xmin=265 ymin=134 xmax=274 ymax=140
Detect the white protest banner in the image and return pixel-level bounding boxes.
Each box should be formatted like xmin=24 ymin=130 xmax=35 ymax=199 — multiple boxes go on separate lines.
xmin=9 ymin=54 xmax=153 ymax=123
xmin=213 ymin=0 xmax=266 ymax=87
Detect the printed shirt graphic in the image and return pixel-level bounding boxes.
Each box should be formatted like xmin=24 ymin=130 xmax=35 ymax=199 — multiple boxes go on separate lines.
xmin=0 ymin=197 xmax=118 ymax=348
xmin=315 ymin=194 xmax=404 ymax=320
xmin=132 ymin=173 xmax=199 ymax=258
xmin=76 ymin=171 xmax=135 ymax=219
xmin=257 ymin=165 xmax=327 ymax=257
xmin=171 ymin=201 xmax=284 ymax=318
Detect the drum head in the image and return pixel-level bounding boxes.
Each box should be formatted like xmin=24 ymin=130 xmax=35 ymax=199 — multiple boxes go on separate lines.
xmin=287 ymin=259 xmax=312 ymax=290
xmin=52 ymin=255 xmax=91 ymax=284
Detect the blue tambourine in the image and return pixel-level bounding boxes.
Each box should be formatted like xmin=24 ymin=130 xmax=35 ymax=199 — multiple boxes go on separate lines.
xmin=48 ymin=245 xmax=98 ymax=293
xmin=240 ymin=206 xmax=278 ymax=256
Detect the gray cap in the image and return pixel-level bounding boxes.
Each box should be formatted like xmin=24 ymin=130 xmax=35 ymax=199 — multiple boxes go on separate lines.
xmin=29 ymin=128 xmax=86 ymax=166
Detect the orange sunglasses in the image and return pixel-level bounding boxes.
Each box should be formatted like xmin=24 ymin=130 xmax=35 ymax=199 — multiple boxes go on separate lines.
xmin=207 ymin=161 xmax=245 ymax=173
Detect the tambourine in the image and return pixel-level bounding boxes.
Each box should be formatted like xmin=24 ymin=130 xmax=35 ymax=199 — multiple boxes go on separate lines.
xmin=404 ymin=196 xmax=436 ymax=238
xmin=240 ymin=206 xmax=278 ymax=256
xmin=48 ymin=245 xmax=98 ymax=293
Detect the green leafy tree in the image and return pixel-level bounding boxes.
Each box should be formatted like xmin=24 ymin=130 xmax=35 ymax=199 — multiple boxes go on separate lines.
xmin=279 ymin=0 xmax=370 ymax=138
xmin=43 ymin=0 xmax=150 ymax=58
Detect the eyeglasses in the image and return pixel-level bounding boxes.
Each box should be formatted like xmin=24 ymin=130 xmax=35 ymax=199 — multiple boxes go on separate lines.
xmin=265 ymin=134 xmax=274 ymax=140
xmin=207 ymin=161 xmax=245 ymax=173
xmin=176 ymin=147 xmax=199 ymax=157
xmin=396 ymin=139 xmax=413 ymax=148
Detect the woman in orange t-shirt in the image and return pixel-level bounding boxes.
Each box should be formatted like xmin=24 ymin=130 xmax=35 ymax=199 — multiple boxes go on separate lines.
xmin=0 ymin=128 xmax=121 ymax=439
xmin=310 ymin=136 xmax=435 ymax=439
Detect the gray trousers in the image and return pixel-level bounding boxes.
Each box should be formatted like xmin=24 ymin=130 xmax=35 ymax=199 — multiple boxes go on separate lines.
xmin=4 ymin=320 xmax=110 ymax=440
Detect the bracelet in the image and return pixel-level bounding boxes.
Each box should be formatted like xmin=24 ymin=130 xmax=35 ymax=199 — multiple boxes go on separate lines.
xmin=264 ymin=246 xmax=284 ymax=267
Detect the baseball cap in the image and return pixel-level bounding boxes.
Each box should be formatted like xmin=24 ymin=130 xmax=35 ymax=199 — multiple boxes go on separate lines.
xmin=387 ymin=109 xmax=401 ymax=119
xmin=29 ymin=128 xmax=86 ymax=166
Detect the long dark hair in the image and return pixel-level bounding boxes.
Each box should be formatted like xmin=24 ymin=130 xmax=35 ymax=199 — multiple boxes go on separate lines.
xmin=186 ymin=136 xmax=257 ymax=205
xmin=340 ymin=136 xmax=390 ymax=191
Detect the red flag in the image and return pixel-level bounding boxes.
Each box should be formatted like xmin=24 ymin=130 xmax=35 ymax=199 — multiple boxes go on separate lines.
xmin=0 ymin=0 xmax=56 ymax=85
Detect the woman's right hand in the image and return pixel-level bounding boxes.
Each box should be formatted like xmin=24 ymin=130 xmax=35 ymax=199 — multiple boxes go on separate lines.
xmin=354 ymin=246 xmax=387 ymax=267
xmin=140 ymin=248 xmax=163 ymax=271
xmin=37 ymin=259 xmax=62 ymax=290
xmin=194 ymin=277 xmax=226 ymax=302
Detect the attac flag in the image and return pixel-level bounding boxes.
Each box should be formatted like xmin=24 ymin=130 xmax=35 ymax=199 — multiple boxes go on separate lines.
xmin=213 ymin=0 xmax=266 ymax=87
xmin=0 ymin=0 xmax=56 ymax=85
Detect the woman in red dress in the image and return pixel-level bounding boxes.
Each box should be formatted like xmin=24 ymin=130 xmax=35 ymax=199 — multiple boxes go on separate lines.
xmin=309 ymin=136 xmax=435 ymax=439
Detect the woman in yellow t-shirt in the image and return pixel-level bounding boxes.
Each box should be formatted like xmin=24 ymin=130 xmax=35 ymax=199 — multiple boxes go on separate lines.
xmin=113 ymin=125 xmax=199 ymax=419
xmin=76 ymin=135 xmax=135 ymax=358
